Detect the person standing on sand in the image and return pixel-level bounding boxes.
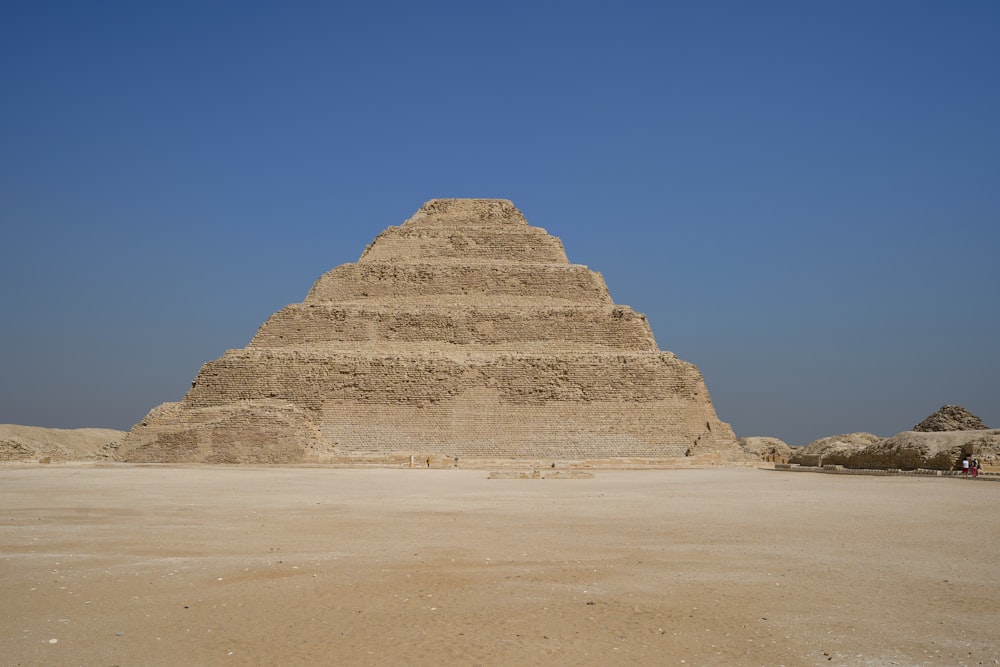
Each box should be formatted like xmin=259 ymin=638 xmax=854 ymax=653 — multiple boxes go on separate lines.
xmin=961 ymin=456 xmax=969 ymax=477
xmin=972 ymin=458 xmax=980 ymax=478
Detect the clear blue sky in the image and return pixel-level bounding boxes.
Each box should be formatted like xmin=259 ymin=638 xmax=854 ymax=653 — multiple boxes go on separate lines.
xmin=2 ymin=1 xmax=998 ymax=445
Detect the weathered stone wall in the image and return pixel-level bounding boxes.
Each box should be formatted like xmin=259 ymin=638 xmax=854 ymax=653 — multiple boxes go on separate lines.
xmin=306 ymin=263 xmax=613 ymax=305
xmin=789 ymin=433 xmax=883 ymax=467
xmin=250 ymin=305 xmax=657 ymax=351
xmin=359 ymin=226 xmax=569 ymax=264
xmin=785 ymin=429 xmax=1000 ymax=471
xmin=184 ymin=351 xmax=706 ymax=407
xmin=119 ymin=401 xmax=321 ymax=464
xmin=117 ymin=199 xmax=742 ymax=463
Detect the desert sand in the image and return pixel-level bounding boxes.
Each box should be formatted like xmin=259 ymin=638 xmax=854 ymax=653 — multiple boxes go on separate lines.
xmin=1 ymin=466 xmax=997 ymax=666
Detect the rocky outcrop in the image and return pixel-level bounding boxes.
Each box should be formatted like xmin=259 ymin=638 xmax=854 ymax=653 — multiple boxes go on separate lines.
xmin=912 ymin=405 xmax=989 ymax=432
xmin=738 ymin=437 xmax=793 ymax=463
xmin=117 ymin=199 xmax=743 ymax=464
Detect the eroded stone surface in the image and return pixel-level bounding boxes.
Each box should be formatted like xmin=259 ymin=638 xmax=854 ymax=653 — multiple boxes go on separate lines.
xmin=0 ymin=425 xmax=125 ymax=462
xmin=913 ymin=405 xmax=989 ymax=432
xmin=116 ymin=199 xmax=742 ymax=463
xmin=738 ymin=436 xmax=793 ymax=464
xmin=789 ymin=432 xmax=882 ymax=467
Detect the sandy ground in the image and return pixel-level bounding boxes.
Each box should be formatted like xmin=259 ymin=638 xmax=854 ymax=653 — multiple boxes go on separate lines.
xmin=1 ymin=466 xmax=997 ymax=667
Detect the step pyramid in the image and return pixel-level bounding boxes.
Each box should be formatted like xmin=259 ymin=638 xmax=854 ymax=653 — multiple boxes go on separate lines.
xmin=116 ymin=199 xmax=742 ymax=463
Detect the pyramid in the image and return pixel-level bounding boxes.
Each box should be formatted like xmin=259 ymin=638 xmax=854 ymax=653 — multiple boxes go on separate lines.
xmin=116 ymin=199 xmax=742 ymax=464
xmin=912 ymin=405 xmax=989 ymax=432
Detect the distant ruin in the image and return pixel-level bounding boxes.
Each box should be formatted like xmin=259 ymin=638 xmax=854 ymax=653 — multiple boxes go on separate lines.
xmin=912 ymin=405 xmax=989 ymax=432
xmin=116 ymin=199 xmax=744 ymax=464
xmin=787 ymin=406 xmax=998 ymax=472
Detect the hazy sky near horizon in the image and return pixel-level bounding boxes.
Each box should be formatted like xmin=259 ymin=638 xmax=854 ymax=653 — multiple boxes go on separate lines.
xmin=2 ymin=1 xmax=998 ymax=446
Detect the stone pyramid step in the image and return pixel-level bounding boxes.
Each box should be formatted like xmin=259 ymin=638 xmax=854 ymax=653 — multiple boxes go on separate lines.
xmin=306 ymin=262 xmax=613 ymax=305
xmin=359 ymin=225 xmax=568 ymax=264
xmin=249 ymin=304 xmax=658 ymax=351
xmin=183 ymin=349 xmax=705 ymax=410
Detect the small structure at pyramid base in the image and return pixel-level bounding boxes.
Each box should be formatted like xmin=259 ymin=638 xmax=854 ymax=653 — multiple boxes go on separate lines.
xmin=116 ymin=199 xmax=744 ymax=465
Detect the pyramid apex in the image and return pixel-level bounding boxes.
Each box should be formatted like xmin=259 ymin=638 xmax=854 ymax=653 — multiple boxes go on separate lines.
xmin=405 ymin=198 xmax=527 ymax=226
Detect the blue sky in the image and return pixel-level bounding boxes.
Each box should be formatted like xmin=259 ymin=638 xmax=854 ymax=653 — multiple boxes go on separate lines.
xmin=2 ymin=1 xmax=997 ymax=445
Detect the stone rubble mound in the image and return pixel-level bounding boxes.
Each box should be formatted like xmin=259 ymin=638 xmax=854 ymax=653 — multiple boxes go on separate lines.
xmin=737 ymin=436 xmax=793 ymax=464
xmin=863 ymin=430 xmax=1000 ymax=470
xmin=787 ymin=406 xmax=998 ymax=471
xmin=115 ymin=199 xmax=743 ymax=464
xmin=912 ymin=405 xmax=989 ymax=432
xmin=788 ymin=432 xmax=882 ymax=467
xmin=0 ymin=424 xmax=125 ymax=463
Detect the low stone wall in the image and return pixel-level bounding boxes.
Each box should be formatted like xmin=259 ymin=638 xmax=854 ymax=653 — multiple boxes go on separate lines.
xmin=775 ymin=463 xmax=999 ymax=480
xmin=487 ymin=470 xmax=595 ymax=479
